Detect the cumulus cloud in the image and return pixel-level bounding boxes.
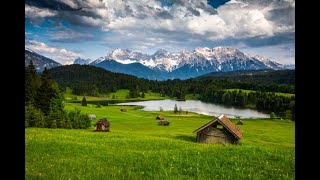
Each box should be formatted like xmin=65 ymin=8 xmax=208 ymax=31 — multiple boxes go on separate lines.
xmin=25 ymin=40 xmax=82 ymax=65
xmin=25 ymin=0 xmax=294 ymax=39
xmin=99 ymin=0 xmax=294 ymax=51
xmin=25 ymin=0 xmax=295 ymax=63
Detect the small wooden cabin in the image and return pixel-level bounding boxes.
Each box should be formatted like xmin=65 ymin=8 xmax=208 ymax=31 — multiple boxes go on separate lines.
xmin=193 ymin=114 xmax=242 ymax=144
xmin=88 ymin=114 xmax=96 ymax=120
xmin=237 ymin=120 xmax=244 ymax=125
xmin=158 ymin=120 xmax=170 ymax=126
xmin=94 ymin=118 xmax=110 ymax=132
xmin=156 ymin=115 xmax=165 ymax=120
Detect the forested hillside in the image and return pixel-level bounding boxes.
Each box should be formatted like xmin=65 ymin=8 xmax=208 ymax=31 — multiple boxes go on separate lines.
xmin=48 ymin=64 xmax=150 ymax=96
xmin=48 ymin=64 xmax=295 ymax=119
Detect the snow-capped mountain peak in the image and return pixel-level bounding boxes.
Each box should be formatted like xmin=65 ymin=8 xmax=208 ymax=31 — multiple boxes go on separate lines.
xmin=87 ymin=46 xmax=286 ymax=80
xmin=91 ymin=56 xmax=107 ymax=64
xmin=155 ymin=48 xmax=169 ymax=55
xmin=74 ymin=57 xmax=92 ymax=65
xmin=253 ymin=55 xmax=269 ymax=62
xmin=105 ymin=48 xmax=149 ymax=64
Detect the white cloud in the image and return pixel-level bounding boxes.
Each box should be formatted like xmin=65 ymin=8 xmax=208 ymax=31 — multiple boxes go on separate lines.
xmin=25 ymin=40 xmax=82 ymax=65
xmin=25 ymin=4 xmax=57 ymax=18
xmin=26 ymin=0 xmax=294 ymax=40
xmin=98 ymin=0 xmax=294 ymax=51
xmin=25 ymin=0 xmax=295 ymax=64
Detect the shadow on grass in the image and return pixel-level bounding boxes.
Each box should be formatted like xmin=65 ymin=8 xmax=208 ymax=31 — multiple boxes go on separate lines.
xmin=175 ymin=135 xmax=196 ymax=142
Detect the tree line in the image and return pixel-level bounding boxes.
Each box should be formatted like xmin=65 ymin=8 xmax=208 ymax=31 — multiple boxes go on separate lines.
xmin=25 ymin=61 xmax=91 ymax=128
xmin=47 ymin=64 xmax=295 ymax=120
xmin=199 ymin=89 xmax=295 ymax=120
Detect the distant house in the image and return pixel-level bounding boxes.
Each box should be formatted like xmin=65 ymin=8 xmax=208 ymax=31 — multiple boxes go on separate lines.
xmin=193 ymin=114 xmax=242 ymax=144
xmin=156 ymin=115 xmax=165 ymax=120
xmin=120 ymin=108 xmax=127 ymax=112
xmin=88 ymin=114 xmax=96 ymax=120
xmin=94 ymin=118 xmax=110 ymax=132
xmin=158 ymin=120 xmax=170 ymax=126
xmin=237 ymin=120 xmax=244 ymax=125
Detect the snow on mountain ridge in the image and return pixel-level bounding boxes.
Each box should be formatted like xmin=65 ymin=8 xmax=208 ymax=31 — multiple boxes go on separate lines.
xmin=90 ymin=47 xmax=283 ymax=72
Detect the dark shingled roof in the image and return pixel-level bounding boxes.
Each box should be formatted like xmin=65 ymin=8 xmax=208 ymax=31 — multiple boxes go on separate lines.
xmin=156 ymin=115 xmax=165 ymax=120
xmin=159 ymin=120 xmax=170 ymax=125
xmin=193 ymin=114 xmax=243 ymax=139
xmin=94 ymin=118 xmax=110 ymax=127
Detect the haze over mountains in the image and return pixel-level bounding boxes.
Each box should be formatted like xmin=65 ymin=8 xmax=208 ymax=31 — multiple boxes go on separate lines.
xmin=25 ymin=47 xmax=294 ymax=80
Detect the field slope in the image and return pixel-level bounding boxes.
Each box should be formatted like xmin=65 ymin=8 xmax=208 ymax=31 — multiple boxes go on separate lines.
xmin=25 ymin=103 xmax=295 ymax=179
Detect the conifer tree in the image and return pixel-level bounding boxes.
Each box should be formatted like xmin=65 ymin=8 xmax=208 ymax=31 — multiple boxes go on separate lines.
xmin=174 ymin=104 xmax=178 ymax=114
xmin=81 ymin=97 xmax=87 ymax=106
xmin=25 ymin=61 xmax=40 ymax=105
xmin=34 ymin=67 xmax=57 ymax=115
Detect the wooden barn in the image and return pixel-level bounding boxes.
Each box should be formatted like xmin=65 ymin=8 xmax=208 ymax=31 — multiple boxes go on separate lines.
xmin=158 ymin=120 xmax=170 ymax=126
xmin=156 ymin=115 xmax=165 ymax=120
xmin=94 ymin=118 xmax=110 ymax=132
xmin=237 ymin=120 xmax=244 ymax=125
xmin=87 ymin=114 xmax=96 ymax=120
xmin=193 ymin=114 xmax=242 ymax=144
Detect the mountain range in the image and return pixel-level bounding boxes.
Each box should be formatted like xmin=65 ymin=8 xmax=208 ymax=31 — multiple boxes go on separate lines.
xmin=25 ymin=47 xmax=295 ymax=80
xmin=25 ymin=49 xmax=61 ymax=72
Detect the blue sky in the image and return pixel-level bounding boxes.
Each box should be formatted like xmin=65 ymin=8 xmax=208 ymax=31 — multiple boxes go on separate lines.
xmin=25 ymin=0 xmax=295 ymax=65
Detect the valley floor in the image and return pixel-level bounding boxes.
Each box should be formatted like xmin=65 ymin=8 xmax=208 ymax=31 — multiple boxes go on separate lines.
xmin=25 ymin=103 xmax=295 ymax=179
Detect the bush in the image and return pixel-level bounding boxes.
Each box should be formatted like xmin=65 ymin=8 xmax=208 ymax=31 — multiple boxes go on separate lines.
xmin=46 ymin=111 xmax=63 ymax=128
xmin=96 ymin=103 xmax=102 ymax=108
xmin=25 ymin=105 xmax=46 ymax=128
xmin=270 ymin=112 xmax=276 ymax=120
xmin=65 ymin=108 xmax=91 ymax=129
xmin=284 ymin=110 xmax=292 ymax=120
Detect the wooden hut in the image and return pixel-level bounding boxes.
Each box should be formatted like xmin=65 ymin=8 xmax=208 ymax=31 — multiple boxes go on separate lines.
xmin=237 ymin=120 xmax=244 ymax=125
xmin=120 ymin=108 xmax=127 ymax=112
xmin=156 ymin=115 xmax=165 ymax=120
xmin=87 ymin=114 xmax=96 ymax=120
xmin=94 ymin=118 xmax=110 ymax=132
xmin=158 ymin=120 xmax=170 ymax=126
xmin=193 ymin=114 xmax=242 ymax=144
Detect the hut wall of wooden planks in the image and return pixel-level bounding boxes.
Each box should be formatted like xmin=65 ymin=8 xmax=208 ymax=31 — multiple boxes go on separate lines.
xmin=194 ymin=114 xmax=242 ymax=144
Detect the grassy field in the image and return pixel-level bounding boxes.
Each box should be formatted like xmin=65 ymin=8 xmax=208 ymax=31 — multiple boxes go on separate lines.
xmin=64 ymin=89 xmax=168 ymax=102
xmin=225 ymin=89 xmax=295 ymax=97
xmin=25 ymin=103 xmax=295 ymax=179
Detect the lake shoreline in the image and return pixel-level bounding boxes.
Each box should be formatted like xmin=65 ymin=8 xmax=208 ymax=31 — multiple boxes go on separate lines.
xmin=115 ymin=99 xmax=269 ymax=119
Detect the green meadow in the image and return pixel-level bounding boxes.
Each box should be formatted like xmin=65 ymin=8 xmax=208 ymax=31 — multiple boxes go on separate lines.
xmin=25 ymin=102 xmax=295 ymax=179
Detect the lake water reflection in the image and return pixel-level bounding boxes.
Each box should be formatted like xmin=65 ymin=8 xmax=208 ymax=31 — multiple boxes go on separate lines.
xmin=116 ymin=99 xmax=269 ymax=118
